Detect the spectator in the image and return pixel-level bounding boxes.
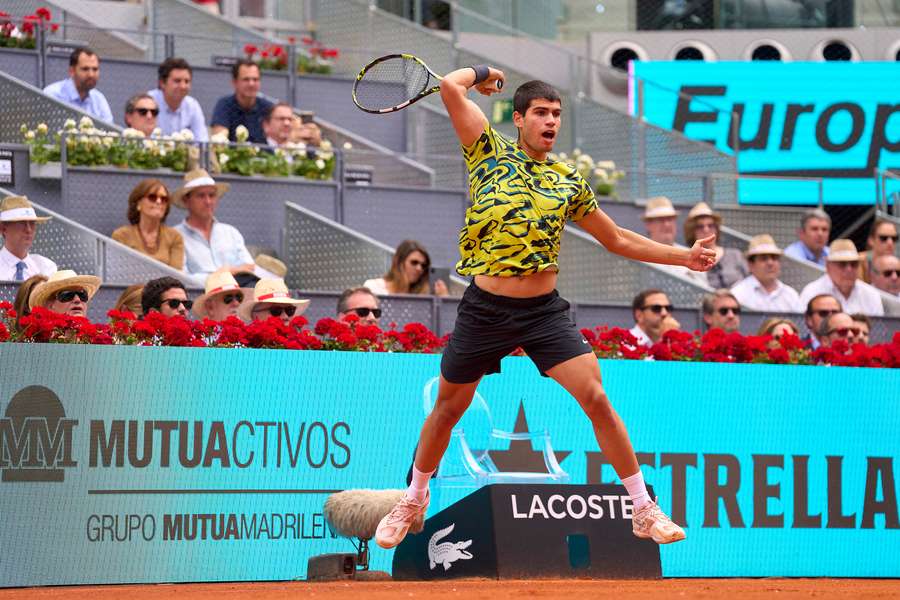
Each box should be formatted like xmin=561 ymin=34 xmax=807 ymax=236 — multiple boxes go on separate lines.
xmin=702 ymin=289 xmax=741 ymax=333
xmin=818 ymin=312 xmax=858 ymax=348
xmin=238 ymin=278 xmax=310 ymax=324
xmin=871 ymin=254 xmax=900 ymax=297
xmin=171 ymin=169 xmax=257 ymax=287
xmin=141 ymin=276 xmax=192 ymax=318
xmin=210 ymin=60 xmax=273 ymax=144
xmin=149 ymin=57 xmax=209 ymax=142
xmin=43 ymin=48 xmax=113 ymax=123
xmin=123 ymin=94 xmax=159 ymax=137
xmin=629 ymin=289 xmax=678 ymax=346
xmin=29 ymin=269 xmax=100 ymax=318
xmin=364 ymin=240 xmax=449 ymax=296
xmin=0 ymin=195 xmax=57 ymax=281
xmin=290 ymin=113 xmax=323 ymax=146
xmin=684 ymin=202 xmax=748 ymax=289
xmin=859 ymin=219 xmax=898 ymax=283
xmin=112 ymin=180 xmax=184 ymax=269
xmin=192 ymin=271 xmax=246 ymax=321
xmin=113 ymin=284 xmax=144 ymax=316
xmin=13 ymin=274 xmax=47 ymax=331
xmin=757 ymin=317 xmax=800 ymax=341
xmin=263 ymin=103 xmax=322 ymax=148
xmin=850 ymin=313 xmax=871 ymax=346
xmin=338 ymin=287 xmax=381 ymax=326
xmin=641 ymin=196 xmax=707 ymax=285
xmin=730 ymin=234 xmax=802 ymax=313
xmin=799 ymin=239 xmax=884 ymax=316
xmin=784 ymin=209 xmax=831 ymax=266
xmin=802 ymin=294 xmax=841 ymax=350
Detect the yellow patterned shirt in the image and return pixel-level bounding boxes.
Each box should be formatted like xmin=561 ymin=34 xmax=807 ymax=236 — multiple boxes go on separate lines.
xmin=456 ymin=123 xmax=597 ymax=277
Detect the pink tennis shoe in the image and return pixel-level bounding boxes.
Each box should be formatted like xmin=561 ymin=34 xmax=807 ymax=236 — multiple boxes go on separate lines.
xmin=375 ymin=490 xmax=430 ymax=549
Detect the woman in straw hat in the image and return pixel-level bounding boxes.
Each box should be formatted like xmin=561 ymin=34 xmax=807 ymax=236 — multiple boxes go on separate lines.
xmin=29 ymin=270 xmax=101 ymax=318
xmin=112 ymin=179 xmax=184 ymax=269
xmin=684 ymin=202 xmax=748 ymax=289
xmin=238 ymin=278 xmax=310 ymax=324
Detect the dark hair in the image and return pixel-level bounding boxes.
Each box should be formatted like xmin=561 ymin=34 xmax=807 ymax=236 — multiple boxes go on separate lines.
xmin=125 ymin=93 xmax=155 ymax=115
xmin=337 ymin=287 xmax=378 ymax=315
xmin=702 ymin=289 xmax=739 ymax=315
xmin=69 ymin=47 xmax=97 ymax=67
xmin=631 ymin=289 xmax=665 ymax=313
xmin=383 ymin=240 xmax=431 ymax=294
xmin=141 ymin=276 xmax=186 ymax=315
xmin=13 ymin=274 xmax=47 ymax=331
xmin=158 ymin=57 xmax=192 ymax=82
xmin=867 ymin=218 xmax=896 ymax=249
xmin=126 ymin=179 xmax=170 ymax=225
xmin=513 ymin=80 xmax=561 ymax=116
xmin=231 ymin=59 xmax=259 ymax=80
xmin=263 ymin=102 xmax=294 ymax=123
xmin=805 ymin=293 xmax=839 ymax=316
xmin=850 ymin=312 xmax=872 ymax=328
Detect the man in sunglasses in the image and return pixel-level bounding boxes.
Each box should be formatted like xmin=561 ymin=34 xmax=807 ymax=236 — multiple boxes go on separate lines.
xmin=803 ymin=294 xmax=842 ymax=350
xmin=702 ymin=289 xmax=741 ymax=333
xmin=123 ymin=94 xmax=160 ymax=138
xmin=141 ymin=276 xmax=193 ymax=318
xmin=239 ymin=278 xmax=310 ymax=324
xmin=629 ymin=289 xmax=678 ymax=346
xmin=337 ymin=287 xmax=381 ymax=326
xmin=191 ymin=271 xmax=247 ymax=321
xmin=818 ymin=312 xmax=860 ymax=348
xmin=800 ymin=239 xmax=884 ymax=317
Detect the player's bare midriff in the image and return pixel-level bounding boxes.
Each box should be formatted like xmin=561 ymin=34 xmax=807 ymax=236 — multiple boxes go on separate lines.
xmin=474 ymin=270 xmax=558 ymax=298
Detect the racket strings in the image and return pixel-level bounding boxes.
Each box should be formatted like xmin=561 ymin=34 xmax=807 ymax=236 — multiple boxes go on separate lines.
xmin=355 ymin=57 xmax=434 ymax=110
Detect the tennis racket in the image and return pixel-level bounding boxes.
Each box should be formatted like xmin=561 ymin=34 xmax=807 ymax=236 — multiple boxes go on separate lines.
xmin=352 ymin=53 xmax=502 ymax=114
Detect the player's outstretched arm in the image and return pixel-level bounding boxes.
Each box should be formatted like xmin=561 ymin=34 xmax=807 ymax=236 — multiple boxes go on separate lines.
xmin=577 ymin=209 xmax=717 ymax=271
xmin=439 ymin=66 xmax=505 ymax=147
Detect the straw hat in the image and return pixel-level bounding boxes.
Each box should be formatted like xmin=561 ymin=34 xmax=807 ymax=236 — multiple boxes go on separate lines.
xmin=238 ymin=278 xmax=310 ymax=321
xmin=745 ymin=234 xmax=783 ymax=258
xmin=29 ymin=269 xmax=101 ymax=309
xmin=171 ymin=169 xmax=231 ymax=209
xmin=641 ymin=196 xmax=677 ymax=220
xmin=0 ymin=195 xmax=51 ymax=223
xmin=192 ymin=271 xmax=245 ymax=318
xmin=254 ymin=254 xmax=287 ymax=278
xmin=685 ymin=201 xmax=722 ymax=225
xmin=826 ymin=239 xmax=860 ymax=262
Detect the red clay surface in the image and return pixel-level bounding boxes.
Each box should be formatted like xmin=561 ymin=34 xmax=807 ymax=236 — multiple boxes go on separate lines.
xmin=2 ymin=579 xmax=899 ymax=600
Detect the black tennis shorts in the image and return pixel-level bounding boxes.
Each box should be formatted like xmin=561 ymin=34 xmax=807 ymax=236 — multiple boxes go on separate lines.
xmin=440 ymin=283 xmax=594 ymax=384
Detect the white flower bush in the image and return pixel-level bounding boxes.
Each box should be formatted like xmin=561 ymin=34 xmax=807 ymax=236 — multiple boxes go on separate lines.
xmin=550 ymin=148 xmax=626 ymax=198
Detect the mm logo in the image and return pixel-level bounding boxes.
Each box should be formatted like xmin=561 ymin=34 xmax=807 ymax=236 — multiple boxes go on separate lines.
xmin=0 ymin=386 xmax=78 ymax=482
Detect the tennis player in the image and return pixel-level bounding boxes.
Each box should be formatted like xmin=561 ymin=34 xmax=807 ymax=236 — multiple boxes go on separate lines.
xmin=376 ymin=65 xmax=716 ymax=548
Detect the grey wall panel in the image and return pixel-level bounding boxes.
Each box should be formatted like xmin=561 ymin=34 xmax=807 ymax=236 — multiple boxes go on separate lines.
xmin=342 ymin=185 xmax=466 ymax=268
xmin=2 ymin=144 xmax=62 ymax=209
xmin=0 ymin=49 xmax=38 ymax=85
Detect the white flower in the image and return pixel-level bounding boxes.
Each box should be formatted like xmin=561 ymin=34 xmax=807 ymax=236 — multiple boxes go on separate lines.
xmin=557 ymin=152 xmax=568 ymax=161
xmin=89 ymin=136 xmax=101 ymax=145
xmin=572 ymin=148 xmax=582 ymax=157
xmin=594 ymin=168 xmax=609 ymax=181
xmin=342 ymin=141 xmax=353 ymax=150
xmin=102 ymin=136 xmax=114 ymax=147
xmin=122 ymin=128 xmax=145 ymax=139
xmin=36 ymin=123 xmax=48 ymax=135
xmin=143 ymin=139 xmax=159 ymax=151
xmin=315 ymin=158 xmax=326 ymax=169
xmin=78 ymin=116 xmax=94 ymax=131
xmin=218 ymin=153 xmax=230 ymax=165
xmin=319 ymin=139 xmax=333 ymax=152
xmin=24 ymin=130 xmax=35 ymax=140
xmin=594 ymin=160 xmax=616 ymax=170
xmin=179 ymin=129 xmax=194 ymax=142
xmin=318 ymin=151 xmax=333 ymax=161
xmin=209 ymin=132 xmax=229 ymax=144
xmin=151 ymin=127 xmax=162 ymax=138
xmin=64 ymin=118 xmax=77 ymax=131
xmin=235 ymin=125 xmax=249 ymax=142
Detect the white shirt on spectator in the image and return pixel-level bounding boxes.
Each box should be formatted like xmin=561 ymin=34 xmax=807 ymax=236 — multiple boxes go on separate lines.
xmin=363 ymin=277 xmax=389 ymax=296
xmin=174 ymin=219 xmax=254 ymax=287
xmin=799 ymin=274 xmax=884 ymax=316
xmin=731 ymin=275 xmax=803 ymax=313
xmin=147 ymin=89 xmax=209 ymax=142
xmin=0 ymin=246 xmax=57 ymax=281
xmin=628 ymin=324 xmax=653 ymax=347
xmin=655 ymin=262 xmax=709 ymax=287
xmin=43 ymin=78 xmax=113 ymax=124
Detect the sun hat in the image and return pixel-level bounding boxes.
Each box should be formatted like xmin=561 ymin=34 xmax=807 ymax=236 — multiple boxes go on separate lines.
xmin=745 ymin=234 xmax=783 ymax=258
xmin=29 ymin=269 xmax=101 ymax=309
xmin=192 ymin=271 xmax=245 ymax=318
xmin=641 ymin=196 xmax=678 ymax=220
xmin=826 ymin=239 xmax=861 ymax=262
xmin=0 ymin=195 xmax=51 ymax=223
xmin=171 ymin=169 xmax=230 ymax=209
xmin=238 ymin=278 xmax=310 ymax=321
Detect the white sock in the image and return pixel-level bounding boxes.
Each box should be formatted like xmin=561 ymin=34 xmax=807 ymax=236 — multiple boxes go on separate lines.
xmin=406 ymin=466 xmax=434 ymax=503
xmin=621 ymin=470 xmax=652 ymax=511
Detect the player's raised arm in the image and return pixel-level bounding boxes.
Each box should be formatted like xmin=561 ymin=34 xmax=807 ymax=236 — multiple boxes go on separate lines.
xmin=577 ymin=208 xmax=717 ymax=272
xmin=439 ymin=66 xmax=505 ymax=147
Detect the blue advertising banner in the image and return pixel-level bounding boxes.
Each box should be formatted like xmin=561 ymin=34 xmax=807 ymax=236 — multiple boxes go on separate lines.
xmin=0 ymin=344 xmax=898 ymax=585
xmin=630 ymin=62 xmax=900 ymax=205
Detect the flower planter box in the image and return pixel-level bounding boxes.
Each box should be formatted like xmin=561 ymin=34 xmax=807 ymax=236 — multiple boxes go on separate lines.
xmin=29 ymin=161 xmax=61 ymax=180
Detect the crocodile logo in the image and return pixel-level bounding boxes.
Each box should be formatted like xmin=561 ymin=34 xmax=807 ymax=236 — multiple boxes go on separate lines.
xmin=428 ymin=523 xmax=473 ymax=571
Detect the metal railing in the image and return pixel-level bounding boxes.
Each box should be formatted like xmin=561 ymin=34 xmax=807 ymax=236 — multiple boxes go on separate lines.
xmin=875 ymin=169 xmax=900 ymax=223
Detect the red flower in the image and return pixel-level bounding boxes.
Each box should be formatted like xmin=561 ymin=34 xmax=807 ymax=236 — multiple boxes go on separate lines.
xmin=287 ymin=36 xmax=297 ymax=44
xmin=301 ymin=36 xmax=314 ymax=45
xmin=244 ymin=43 xmax=258 ymax=56
xmin=50 ymin=23 xmax=59 ymax=32
xmin=271 ymin=45 xmax=284 ymax=56
xmin=322 ymin=48 xmax=339 ymax=59
xmin=35 ymin=7 xmax=52 ymax=20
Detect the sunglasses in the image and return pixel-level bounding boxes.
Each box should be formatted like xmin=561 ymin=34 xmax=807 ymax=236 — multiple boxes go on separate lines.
xmin=875 ymin=269 xmax=900 ymax=278
xmin=833 ymin=261 xmax=859 ymax=269
xmin=751 ymin=254 xmax=780 ymax=262
xmin=877 ymin=234 xmax=899 ymax=243
xmin=144 ymin=193 xmax=169 ymax=204
xmin=253 ymin=305 xmax=297 ymax=318
xmin=409 ymin=259 xmax=427 ymax=268
xmin=716 ymin=306 xmax=741 ymax=316
xmin=222 ymin=293 xmax=244 ymax=305
xmin=347 ymin=307 xmax=382 ymax=318
xmin=56 ymin=289 xmax=88 ymax=303
xmin=133 ymin=107 xmax=160 ymax=117
xmin=161 ymin=298 xmax=192 ymax=310
xmin=827 ymin=327 xmax=861 ymax=338
xmin=641 ymin=304 xmax=673 ymax=314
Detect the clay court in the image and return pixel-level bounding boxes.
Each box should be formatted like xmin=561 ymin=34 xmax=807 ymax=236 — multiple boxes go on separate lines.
xmin=3 ymin=579 xmax=899 ymax=600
